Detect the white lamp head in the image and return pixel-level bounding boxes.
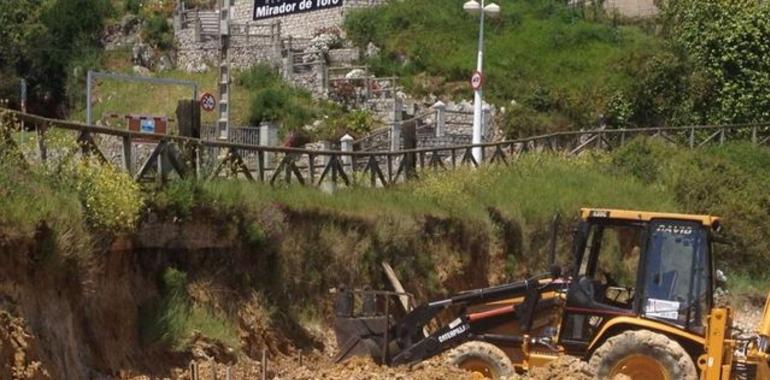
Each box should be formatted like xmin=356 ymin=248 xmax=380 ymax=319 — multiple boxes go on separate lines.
xmin=463 ymin=0 xmax=481 ymax=14
xmin=484 ymin=2 xmax=501 ymax=16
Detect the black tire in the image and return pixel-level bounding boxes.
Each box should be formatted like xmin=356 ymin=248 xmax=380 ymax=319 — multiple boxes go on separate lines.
xmin=589 ymin=330 xmax=697 ymax=380
xmin=446 ymin=341 xmax=515 ymax=379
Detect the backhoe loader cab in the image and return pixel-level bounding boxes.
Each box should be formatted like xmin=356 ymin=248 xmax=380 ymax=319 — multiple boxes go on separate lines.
xmin=562 ymin=209 xmax=717 ymax=351
xmin=333 ymin=208 xmax=770 ymax=379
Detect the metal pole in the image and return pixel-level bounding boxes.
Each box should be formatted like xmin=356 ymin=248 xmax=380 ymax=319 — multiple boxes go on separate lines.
xmin=86 ymin=71 xmax=93 ymax=125
xmin=471 ymin=0 xmax=485 ymax=163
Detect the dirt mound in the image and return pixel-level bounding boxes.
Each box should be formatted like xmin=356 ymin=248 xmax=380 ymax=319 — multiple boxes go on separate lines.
xmin=273 ymin=356 xmax=473 ymax=380
xmin=0 ymin=311 xmax=49 ymax=380
xmin=528 ymin=356 xmax=594 ymax=380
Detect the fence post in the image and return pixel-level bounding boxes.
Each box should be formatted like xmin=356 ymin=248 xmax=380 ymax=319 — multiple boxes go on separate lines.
xmin=321 ymin=60 xmax=329 ymax=96
xmin=194 ymin=11 xmax=201 ymax=43
xmin=689 ymin=127 xmax=695 ymax=148
xmin=340 ymin=133 xmax=353 ymax=169
xmin=391 ymin=97 xmax=403 ymax=151
xmin=433 ymin=100 xmax=446 ymax=138
xmin=320 ymin=140 xmax=336 ymax=193
xmin=260 ymin=121 xmax=278 ymax=168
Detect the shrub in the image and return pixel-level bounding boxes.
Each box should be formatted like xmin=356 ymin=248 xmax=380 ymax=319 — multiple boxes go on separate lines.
xmin=60 ymin=157 xmax=144 ymax=232
xmin=124 ymin=0 xmax=141 ymax=14
xmin=610 ymin=136 xmax=671 ymax=183
xmin=239 ymin=65 xmax=318 ymax=135
xmin=142 ymin=13 xmax=174 ymax=50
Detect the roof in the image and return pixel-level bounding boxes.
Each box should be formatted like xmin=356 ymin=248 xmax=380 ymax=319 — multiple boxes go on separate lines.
xmin=580 ymin=208 xmax=721 ymax=228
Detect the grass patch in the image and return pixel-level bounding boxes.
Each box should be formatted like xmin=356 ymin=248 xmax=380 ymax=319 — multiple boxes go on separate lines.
xmin=71 ymin=69 xmax=253 ymax=127
xmin=140 ymin=268 xmax=240 ymax=352
xmin=345 ymin=0 xmax=658 ymax=130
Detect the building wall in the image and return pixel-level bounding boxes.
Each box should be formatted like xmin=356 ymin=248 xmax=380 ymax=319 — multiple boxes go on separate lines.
xmin=604 ymin=0 xmax=658 ymax=18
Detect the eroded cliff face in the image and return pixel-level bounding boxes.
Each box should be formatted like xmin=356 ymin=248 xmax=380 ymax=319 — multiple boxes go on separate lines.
xmin=0 ymin=207 xmax=537 ymax=379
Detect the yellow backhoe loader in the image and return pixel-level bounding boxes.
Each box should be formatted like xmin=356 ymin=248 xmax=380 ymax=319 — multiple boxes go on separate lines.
xmin=333 ymin=208 xmax=770 ymax=379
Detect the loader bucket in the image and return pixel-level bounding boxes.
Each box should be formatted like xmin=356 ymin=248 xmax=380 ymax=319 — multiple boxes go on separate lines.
xmin=332 ymin=287 xmax=412 ymax=364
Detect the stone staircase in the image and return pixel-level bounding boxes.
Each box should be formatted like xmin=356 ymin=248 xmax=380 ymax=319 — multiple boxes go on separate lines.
xmin=197 ymin=11 xmax=219 ymax=36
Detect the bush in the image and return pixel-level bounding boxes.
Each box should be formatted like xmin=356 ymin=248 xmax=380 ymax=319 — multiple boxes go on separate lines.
xmin=142 ymin=13 xmax=174 ymax=50
xmin=610 ymin=136 xmax=671 ymax=183
xmin=124 ymin=0 xmax=141 ymax=14
xmin=60 ymin=157 xmax=144 ymax=232
xmin=239 ymin=65 xmax=318 ymax=135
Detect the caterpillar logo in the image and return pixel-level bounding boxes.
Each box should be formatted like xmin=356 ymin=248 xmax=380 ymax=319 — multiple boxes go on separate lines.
xmin=438 ymin=324 xmax=469 ymax=343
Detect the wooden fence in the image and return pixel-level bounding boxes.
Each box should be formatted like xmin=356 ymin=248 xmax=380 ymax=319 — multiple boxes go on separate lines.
xmin=2 ymin=109 xmax=770 ymax=188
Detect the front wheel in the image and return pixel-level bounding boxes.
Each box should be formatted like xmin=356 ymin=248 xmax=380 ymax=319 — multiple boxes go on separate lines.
xmin=446 ymin=341 xmax=515 ymax=379
xmin=589 ymin=330 xmax=697 ymax=380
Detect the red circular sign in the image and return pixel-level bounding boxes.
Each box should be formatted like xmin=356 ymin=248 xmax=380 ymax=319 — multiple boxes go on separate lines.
xmin=200 ymin=92 xmax=216 ymax=112
xmin=470 ymin=71 xmax=484 ymax=91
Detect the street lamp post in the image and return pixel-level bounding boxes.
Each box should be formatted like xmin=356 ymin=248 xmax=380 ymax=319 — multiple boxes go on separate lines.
xmin=464 ymin=0 xmax=500 ymax=163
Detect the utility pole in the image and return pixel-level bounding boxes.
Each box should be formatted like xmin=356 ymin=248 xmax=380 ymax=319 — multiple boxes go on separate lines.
xmin=217 ymin=0 xmax=232 ymax=141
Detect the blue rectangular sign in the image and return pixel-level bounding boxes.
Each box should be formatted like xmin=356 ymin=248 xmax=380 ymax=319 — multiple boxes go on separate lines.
xmin=140 ymin=119 xmax=155 ymax=134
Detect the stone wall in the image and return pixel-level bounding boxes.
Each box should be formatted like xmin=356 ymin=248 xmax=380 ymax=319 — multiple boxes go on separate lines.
xmin=175 ymin=19 xmax=282 ymax=72
xmin=175 ymin=0 xmax=385 ymax=72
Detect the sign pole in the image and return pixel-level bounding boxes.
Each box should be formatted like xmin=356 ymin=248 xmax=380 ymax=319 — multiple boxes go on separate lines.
xmin=217 ymin=0 xmax=232 ymax=141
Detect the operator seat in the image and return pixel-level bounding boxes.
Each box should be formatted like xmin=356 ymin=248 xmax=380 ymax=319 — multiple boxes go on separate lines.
xmin=567 ymin=276 xmax=630 ymax=313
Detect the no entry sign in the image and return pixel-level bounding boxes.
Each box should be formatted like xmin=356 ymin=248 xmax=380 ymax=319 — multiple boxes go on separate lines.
xmin=470 ymin=71 xmax=484 ymax=91
xmin=200 ymin=92 xmax=216 ymax=112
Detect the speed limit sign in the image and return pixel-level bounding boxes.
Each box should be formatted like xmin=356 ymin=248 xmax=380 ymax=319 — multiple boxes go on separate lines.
xmin=470 ymin=71 xmax=484 ymax=91
xmin=200 ymin=92 xmax=216 ymax=112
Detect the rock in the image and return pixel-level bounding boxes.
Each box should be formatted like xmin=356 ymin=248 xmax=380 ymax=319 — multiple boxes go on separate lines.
xmin=121 ymin=14 xmax=141 ymax=36
xmin=344 ymin=69 xmax=367 ymax=79
xmin=132 ymin=65 xmax=151 ymax=76
xmin=157 ymin=54 xmax=174 ymax=72
xmin=132 ymin=42 xmax=154 ymax=68
xmin=365 ymin=42 xmax=381 ymax=58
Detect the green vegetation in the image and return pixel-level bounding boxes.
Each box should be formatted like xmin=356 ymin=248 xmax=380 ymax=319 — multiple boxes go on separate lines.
xmin=345 ymin=0 xmax=658 ymax=134
xmin=658 ymin=0 xmax=770 ymax=124
xmin=345 ymin=0 xmax=770 ymax=134
xmin=6 ymin=99 xmax=770 ymax=346
xmin=611 ymin=138 xmax=770 ymax=272
xmin=239 ymin=64 xmax=375 ymax=140
xmin=140 ymin=267 xmax=240 ymax=351
xmin=0 ymin=0 xmax=111 ymax=112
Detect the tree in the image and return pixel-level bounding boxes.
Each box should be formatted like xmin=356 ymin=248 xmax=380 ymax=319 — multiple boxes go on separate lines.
xmin=661 ymin=0 xmax=770 ymax=124
xmin=0 ymin=0 xmax=109 ymax=116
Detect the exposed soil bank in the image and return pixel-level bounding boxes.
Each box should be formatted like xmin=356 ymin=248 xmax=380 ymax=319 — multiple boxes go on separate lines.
xmin=0 ymin=206 xmax=541 ymax=379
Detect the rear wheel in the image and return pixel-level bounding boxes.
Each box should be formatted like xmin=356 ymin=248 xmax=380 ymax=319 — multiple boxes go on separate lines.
xmin=447 ymin=341 xmax=515 ymax=379
xmin=589 ymin=330 xmax=697 ymax=380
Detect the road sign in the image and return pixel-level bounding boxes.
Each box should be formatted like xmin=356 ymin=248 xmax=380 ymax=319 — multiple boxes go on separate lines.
xmin=470 ymin=71 xmax=484 ymax=91
xmin=200 ymin=92 xmax=216 ymax=112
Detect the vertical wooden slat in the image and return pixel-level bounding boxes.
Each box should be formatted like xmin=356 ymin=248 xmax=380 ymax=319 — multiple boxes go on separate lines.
xmin=122 ymin=135 xmax=132 ymax=175
xmin=258 ymin=150 xmax=265 ymax=182
xmin=689 ymin=127 xmax=695 ymax=148
xmin=308 ymin=153 xmax=316 ymax=184
xmin=37 ymin=123 xmax=48 ymax=163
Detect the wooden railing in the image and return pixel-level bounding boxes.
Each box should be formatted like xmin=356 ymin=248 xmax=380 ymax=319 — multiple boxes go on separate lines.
xmin=2 ymin=109 xmax=770 ymax=188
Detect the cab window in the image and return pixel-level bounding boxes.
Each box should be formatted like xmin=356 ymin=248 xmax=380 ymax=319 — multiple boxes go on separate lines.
xmin=578 ymin=222 xmax=645 ymax=309
xmin=643 ymin=220 xmax=710 ymax=331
